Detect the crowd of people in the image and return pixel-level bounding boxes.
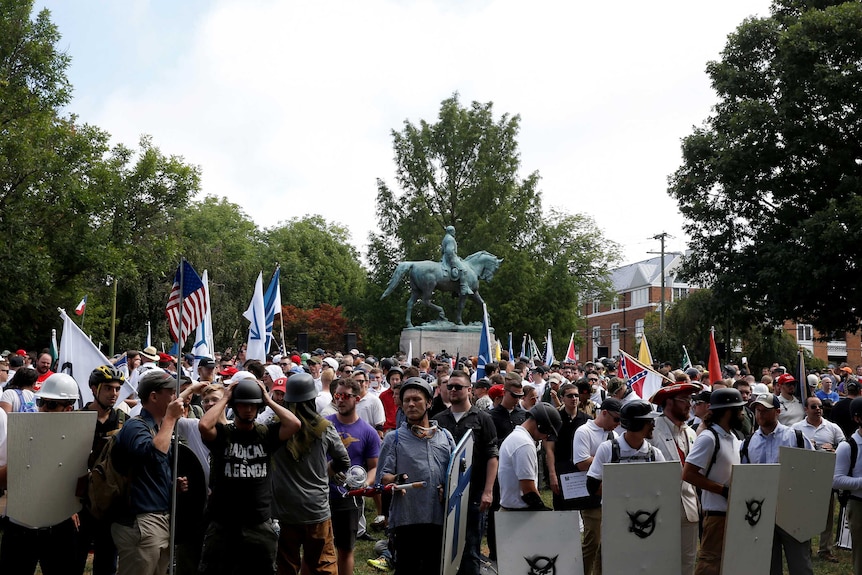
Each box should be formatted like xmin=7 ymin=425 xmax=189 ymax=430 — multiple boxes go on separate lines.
xmin=0 ymin=347 xmax=861 ymax=575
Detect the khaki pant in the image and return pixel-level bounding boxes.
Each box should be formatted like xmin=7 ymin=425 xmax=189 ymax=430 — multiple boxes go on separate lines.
xmin=695 ymin=514 xmax=726 ymax=575
xmin=111 ymin=512 xmax=171 ymax=575
xmin=276 ymin=519 xmax=337 ymax=575
xmin=580 ymin=507 xmax=602 ymax=575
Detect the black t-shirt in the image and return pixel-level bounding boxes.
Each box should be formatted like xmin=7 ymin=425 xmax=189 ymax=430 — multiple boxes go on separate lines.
xmin=489 ymin=404 xmax=527 ymax=443
xmin=204 ymin=421 xmax=282 ymax=526
xmin=83 ymin=405 xmax=127 ymax=469
xmin=553 ymin=409 xmax=589 ymax=475
xmin=831 ymin=397 xmax=855 ymax=440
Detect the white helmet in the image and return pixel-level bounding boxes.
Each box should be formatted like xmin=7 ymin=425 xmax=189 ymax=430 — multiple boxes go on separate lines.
xmin=36 ymin=373 xmax=80 ymax=400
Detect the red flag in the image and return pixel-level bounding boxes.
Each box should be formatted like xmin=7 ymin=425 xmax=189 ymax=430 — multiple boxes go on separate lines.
xmin=708 ymin=328 xmax=722 ymax=385
xmin=74 ymin=296 xmax=87 ymax=316
xmin=565 ymin=333 xmax=578 ymax=363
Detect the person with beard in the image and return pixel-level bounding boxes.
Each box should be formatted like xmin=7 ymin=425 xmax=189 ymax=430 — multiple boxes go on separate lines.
xmin=198 ymin=378 xmax=301 ymax=575
xmin=379 ymin=377 xmax=455 ymax=575
xmin=586 ymin=400 xmax=664 ymax=496
xmin=682 ymin=388 xmax=746 ymax=575
xmin=649 ymin=383 xmax=701 ymax=575
xmin=271 ymin=373 xmax=351 ymax=575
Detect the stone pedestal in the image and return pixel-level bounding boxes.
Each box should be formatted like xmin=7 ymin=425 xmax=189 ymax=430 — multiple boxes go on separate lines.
xmin=399 ymin=321 xmax=494 ymax=358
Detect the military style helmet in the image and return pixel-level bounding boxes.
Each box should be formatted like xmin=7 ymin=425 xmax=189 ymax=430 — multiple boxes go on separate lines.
xmin=89 ymin=364 xmax=126 ymax=388
xmin=528 ymin=402 xmax=562 ymax=441
xmin=400 ymin=377 xmax=433 ymax=401
xmin=850 ymin=396 xmax=862 ymax=419
xmin=284 ymin=372 xmax=317 ymax=403
xmin=230 ymin=378 xmax=264 ymax=409
xmin=36 ymin=373 xmax=80 ymax=400
xmin=709 ymin=388 xmax=746 ymax=409
xmin=620 ymin=400 xmax=660 ymax=432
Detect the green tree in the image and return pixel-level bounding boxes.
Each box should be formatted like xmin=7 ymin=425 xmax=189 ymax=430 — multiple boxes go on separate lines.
xmin=668 ymin=0 xmax=862 ymax=335
xmin=368 ymin=94 xmax=618 ymax=352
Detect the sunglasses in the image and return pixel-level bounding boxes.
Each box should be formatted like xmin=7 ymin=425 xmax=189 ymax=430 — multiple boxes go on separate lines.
xmin=279 ymin=363 xmax=289 ymax=367
xmin=612 ymin=416 xmax=621 ymax=423
xmin=447 ymin=384 xmax=467 ymax=391
xmin=36 ymin=398 xmax=67 ymax=410
xmin=508 ymin=390 xmax=525 ymax=398
xmin=588 ymin=378 xmax=599 ymax=383
xmin=563 ymin=394 xmax=579 ymax=399
xmin=333 ymin=393 xmax=357 ymax=400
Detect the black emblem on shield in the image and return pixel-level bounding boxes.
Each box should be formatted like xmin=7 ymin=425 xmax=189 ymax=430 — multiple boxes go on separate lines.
xmin=627 ymin=509 xmax=659 ymax=539
xmin=525 ymin=555 xmax=558 ymax=575
xmin=745 ymin=499 xmax=764 ymax=526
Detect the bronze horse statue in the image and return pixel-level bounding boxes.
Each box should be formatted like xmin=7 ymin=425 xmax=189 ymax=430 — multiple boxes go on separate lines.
xmin=381 ymin=250 xmax=503 ymax=328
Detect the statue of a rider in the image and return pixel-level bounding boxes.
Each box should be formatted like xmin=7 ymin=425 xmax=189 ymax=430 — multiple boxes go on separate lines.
xmin=441 ymin=225 xmax=473 ymax=296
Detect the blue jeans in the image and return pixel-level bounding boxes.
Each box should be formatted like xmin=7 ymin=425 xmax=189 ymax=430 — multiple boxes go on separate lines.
xmin=458 ymin=502 xmax=487 ymax=575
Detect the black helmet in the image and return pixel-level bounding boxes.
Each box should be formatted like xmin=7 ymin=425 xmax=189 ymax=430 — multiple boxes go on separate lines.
xmin=850 ymin=396 xmax=862 ymax=418
xmin=386 ymin=366 xmax=404 ymax=382
xmin=400 ymin=377 xmax=432 ymax=401
xmin=284 ymin=372 xmax=317 ymax=403
xmin=528 ymin=402 xmax=562 ymax=441
xmin=620 ymin=400 xmax=660 ymax=432
xmin=230 ymin=378 xmax=264 ymax=407
xmin=709 ymin=388 xmax=746 ymax=409
xmin=89 ymin=364 xmax=125 ymax=388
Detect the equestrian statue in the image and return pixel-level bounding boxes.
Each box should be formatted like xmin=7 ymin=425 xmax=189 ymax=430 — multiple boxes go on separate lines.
xmin=381 ymin=226 xmax=503 ymax=328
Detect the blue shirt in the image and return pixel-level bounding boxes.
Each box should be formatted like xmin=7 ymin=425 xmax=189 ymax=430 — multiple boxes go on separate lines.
xmin=741 ymin=423 xmax=812 ymax=464
xmin=116 ymin=410 xmax=172 ymax=517
xmin=815 ymin=390 xmax=840 ymax=403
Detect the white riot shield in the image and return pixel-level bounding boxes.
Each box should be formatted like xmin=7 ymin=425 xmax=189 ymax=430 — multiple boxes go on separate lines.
xmin=776 ymin=446 xmax=836 ymax=542
xmin=495 ymin=510 xmax=584 ymax=575
xmin=441 ymin=429 xmax=473 ymax=575
xmin=602 ymin=461 xmax=681 ymax=574
xmin=7 ymin=411 xmax=95 ymax=527
xmin=722 ymin=464 xmax=780 ymax=575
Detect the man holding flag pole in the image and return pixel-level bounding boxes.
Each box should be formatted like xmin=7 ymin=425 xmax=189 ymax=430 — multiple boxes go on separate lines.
xmin=110 ymin=259 xmax=207 ymax=575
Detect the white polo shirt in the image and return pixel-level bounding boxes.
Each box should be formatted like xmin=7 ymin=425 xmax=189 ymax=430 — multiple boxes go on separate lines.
xmin=573 ymin=419 xmax=617 ymax=465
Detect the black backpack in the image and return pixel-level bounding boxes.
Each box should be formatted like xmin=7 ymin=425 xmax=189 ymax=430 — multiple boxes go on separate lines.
xmin=739 ymin=428 xmax=804 ymax=463
xmin=610 ymin=437 xmax=657 ymax=463
xmin=837 ymin=438 xmax=859 ymax=507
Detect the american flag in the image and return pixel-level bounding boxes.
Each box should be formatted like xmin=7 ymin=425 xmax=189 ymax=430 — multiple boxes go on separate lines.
xmin=165 ymin=260 xmax=207 ymax=344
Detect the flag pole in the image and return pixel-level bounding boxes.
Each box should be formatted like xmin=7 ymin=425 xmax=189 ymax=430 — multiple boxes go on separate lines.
xmin=109 ymin=277 xmax=118 ymax=357
xmin=168 ymin=259 xmax=185 ymax=575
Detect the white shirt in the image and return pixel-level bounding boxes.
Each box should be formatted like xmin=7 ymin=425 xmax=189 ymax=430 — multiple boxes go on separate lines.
xmin=356 ymin=393 xmax=385 ymax=428
xmin=498 ymin=426 xmax=538 ymax=509
xmin=587 ymin=435 xmax=665 ymax=480
xmin=175 ymin=417 xmax=212 ymax=486
xmin=686 ymin=424 xmax=740 ymax=512
xmin=792 ymin=418 xmax=845 ymax=451
xmin=777 ymin=395 xmax=805 ymax=426
xmin=834 ymin=431 xmax=862 ymax=497
xmin=315 ymin=391 xmax=332 ymax=414
xmin=573 ymin=420 xmax=617 ymax=465
xmin=0 ymin=407 xmax=7 ymax=468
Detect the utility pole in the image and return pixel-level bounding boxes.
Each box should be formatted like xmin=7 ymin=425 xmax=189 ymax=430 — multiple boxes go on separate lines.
xmin=648 ymin=233 xmax=670 ymax=331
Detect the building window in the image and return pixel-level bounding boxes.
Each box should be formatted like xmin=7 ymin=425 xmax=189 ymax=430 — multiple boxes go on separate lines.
xmin=635 ymin=319 xmax=644 ymax=339
xmin=673 ymin=287 xmax=689 ymax=300
xmin=592 ymin=300 xmax=600 ymax=314
xmin=611 ymin=297 xmax=619 ymax=310
xmin=797 ymin=324 xmax=813 ymax=342
xmin=592 ymin=326 xmax=601 ymax=343
xmin=631 ymin=288 xmax=648 ymax=306
xmin=611 ymin=323 xmax=619 ymax=341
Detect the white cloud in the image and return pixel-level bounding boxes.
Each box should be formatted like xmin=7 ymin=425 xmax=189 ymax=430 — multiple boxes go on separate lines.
xmin=50 ymin=0 xmax=773 ymax=263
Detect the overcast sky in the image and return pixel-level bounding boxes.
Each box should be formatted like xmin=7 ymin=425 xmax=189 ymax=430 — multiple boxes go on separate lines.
xmin=39 ymin=0 xmax=773 ymax=265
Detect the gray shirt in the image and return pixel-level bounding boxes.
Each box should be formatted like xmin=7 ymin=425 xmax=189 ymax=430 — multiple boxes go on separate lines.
xmin=379 ymin=422 xmax=455 ymax=528
xmin=270 ymin=423 xmax=350 ymax=524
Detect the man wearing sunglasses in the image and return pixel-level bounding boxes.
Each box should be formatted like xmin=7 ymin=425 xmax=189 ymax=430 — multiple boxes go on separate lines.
xmin=572 ymin=397 xmax=622 ymax=575
xmin=432 ymin=370 xmax=498 ymax=575
xmin=545 ymin=383 xmax=589 ymax=511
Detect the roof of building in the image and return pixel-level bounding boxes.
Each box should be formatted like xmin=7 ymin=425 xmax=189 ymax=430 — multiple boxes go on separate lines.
xmin=610 ymin=253 xmax=686 ymax=292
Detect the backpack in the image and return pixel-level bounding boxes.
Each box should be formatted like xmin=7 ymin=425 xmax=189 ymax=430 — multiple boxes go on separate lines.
xmin=610 ymin=437 xmax=657 ymax=463
xmin=13 ymin=389 xmax=36 ymax=413
xmin=739 ymin=428 xmax=804 ymax=464
xmin=86 ymin=416 xmax=153 ymax=521
xmin=703 ymin=426 xmax=745 ymax=476
xmin=837 ymin=438 xmax=859 ymax=507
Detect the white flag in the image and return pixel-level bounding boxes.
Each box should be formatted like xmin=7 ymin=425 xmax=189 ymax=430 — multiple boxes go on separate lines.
xmin=243 ymin=272 xmax=267 ymax=361
xmin=191 ymin=270 xmax=215 ymax=379
xmin=58 ymin=308 xmax=112 ymax=405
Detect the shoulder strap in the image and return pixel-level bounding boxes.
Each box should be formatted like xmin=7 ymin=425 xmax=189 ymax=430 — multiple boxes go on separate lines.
xmin=848 ymin=437 xmax=858 ymax=478
xmin=795 ymin=429 xmax=804 ymax=449
xmin=740 ymin=433 xmax=753 ymax=463
xmin=648 ymin=445 xmax=657 ymax=462
xmin=610 ymin=437 xmax=620 ymax=464
xmin=705 ymin=426 xmax=721 ymax=476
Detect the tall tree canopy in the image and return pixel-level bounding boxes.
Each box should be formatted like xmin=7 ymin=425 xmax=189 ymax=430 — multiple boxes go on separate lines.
xmin=669 ymin=0 xmax=862 ymax=335
xmin=364 ymin=94 xmax=618 ymax=352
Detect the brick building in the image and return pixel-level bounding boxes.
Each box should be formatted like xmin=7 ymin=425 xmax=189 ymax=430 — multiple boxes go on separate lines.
xmin=786 ymin=321 xmax=862 ymax=368
xmin=582 ymin=254 xmax=691 ymax=362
